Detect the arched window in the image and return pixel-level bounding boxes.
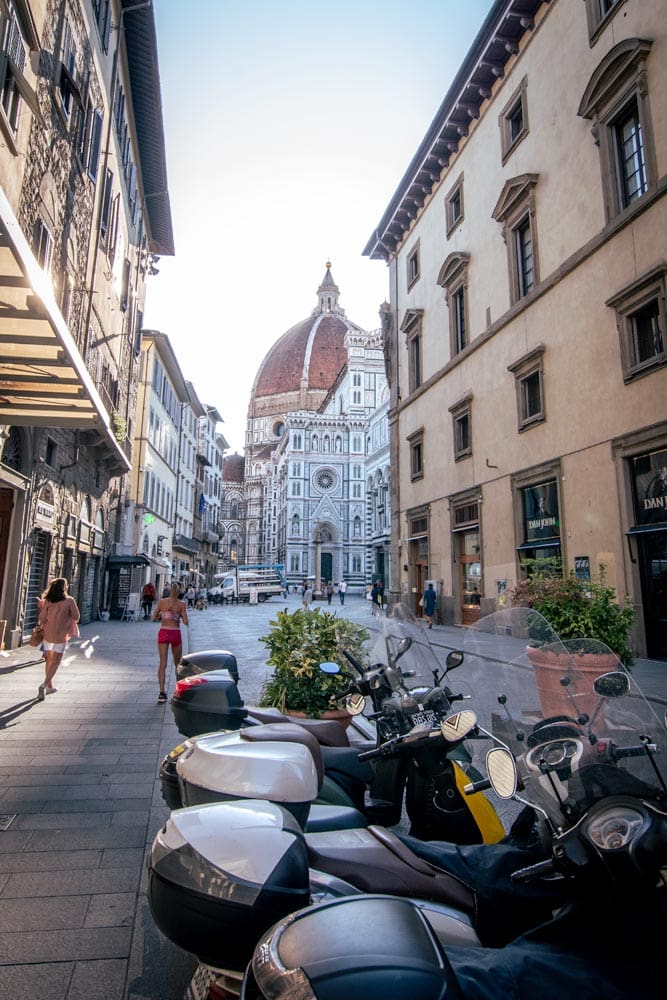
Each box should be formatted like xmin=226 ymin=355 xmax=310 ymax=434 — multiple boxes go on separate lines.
xmin=230 ymin=540 xmax=238 ymax=564
xmin=353 ymin=516 xmax=361 ymax=538
xmin=230 ymin=502 xmax=238 ymax=519
xmin=291 ymin=514 xmax=300 ymax=537
xmin=334 ymin=436 xmax=342 ymax=452
xmin=312 ymin=436 xmax=319 ymax=451
xmin=323 ymin=435 xmax=330 ymax=452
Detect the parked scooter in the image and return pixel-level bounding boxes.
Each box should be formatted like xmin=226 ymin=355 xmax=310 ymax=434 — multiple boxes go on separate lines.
xmin=162 ymin=605 xmax=492 ymax=842
xmin=240 ymin=609 xmax=666 ymax=1000
xmin=148 ymin=609 xmax=665 ymax=998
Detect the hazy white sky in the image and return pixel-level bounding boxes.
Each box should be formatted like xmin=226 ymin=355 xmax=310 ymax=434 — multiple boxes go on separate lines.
xmin=143 ymin=0 xmax=494 ymax=453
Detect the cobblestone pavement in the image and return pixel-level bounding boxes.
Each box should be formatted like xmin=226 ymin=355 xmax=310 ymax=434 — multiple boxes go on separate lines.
xmin=0 ymin=595 xmax=663 ymax=999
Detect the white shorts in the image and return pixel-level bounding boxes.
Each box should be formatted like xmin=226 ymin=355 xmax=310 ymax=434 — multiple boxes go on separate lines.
xmin=43 ymin=641 xmax=67 ymax=653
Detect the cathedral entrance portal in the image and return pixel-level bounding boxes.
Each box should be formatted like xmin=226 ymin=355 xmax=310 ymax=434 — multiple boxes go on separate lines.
xmin=321 ymin=552 xmax=332 ymax=586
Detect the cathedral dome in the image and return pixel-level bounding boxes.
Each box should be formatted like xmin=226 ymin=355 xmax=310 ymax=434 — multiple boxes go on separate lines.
xmin=249 ymin=264 xmax=355 ymax=413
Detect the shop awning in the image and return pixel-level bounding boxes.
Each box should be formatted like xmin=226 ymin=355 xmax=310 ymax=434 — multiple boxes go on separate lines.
xmin=151 ymin=555 xmax=172 ymax=570
xmin=107 ymin=554 xmax=150 ymax=566
xmin=516 ymin=539 xmax=561 ymax=550
xmin=0 ymin=188 xmax=130 ymax=474
xmin=626 ymin=524 xmax=667 ymax=534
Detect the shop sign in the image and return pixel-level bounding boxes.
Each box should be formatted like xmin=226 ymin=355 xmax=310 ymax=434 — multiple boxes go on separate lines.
xmin=632 ymin=449 xmax=667 ymax=526
xmin=34 ymin=500 xmax=55 ymax=528
xmin=522 ymin=481 xmax=560 ymax=543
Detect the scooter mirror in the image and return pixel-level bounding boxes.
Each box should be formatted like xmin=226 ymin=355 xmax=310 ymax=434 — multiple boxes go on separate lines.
xmin=345 ymin=693 xmax=366 ymax=716
xmin=446 ymin=650 xmax=464 ymax=671
xmin=486 ymin=747 xmax=518 ymax=799
xmin=319 ymin=661 xmax=340 ymax=675
xmin=395 ymin=636 xmax=413 ymax=662
xmin=440 ymin=709 xmax=477 ymax=742
xmin=593 ymin=671 xmax=630 ymax=699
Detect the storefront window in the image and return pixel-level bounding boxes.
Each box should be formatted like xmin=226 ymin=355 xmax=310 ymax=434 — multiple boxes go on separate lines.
xmin=518 ymin=480 xmax=561 ymax=569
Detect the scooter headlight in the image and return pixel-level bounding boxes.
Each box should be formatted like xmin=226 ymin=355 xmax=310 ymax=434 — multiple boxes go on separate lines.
xmin=584 ymin=806 xmax=644 ymax=851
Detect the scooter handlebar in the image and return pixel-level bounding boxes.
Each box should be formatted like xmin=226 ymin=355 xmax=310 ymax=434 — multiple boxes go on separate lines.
xmin=510 ymin=859 xmax=556 ymax=884
xmin=463 ymin=777 xmax=492 ymax=795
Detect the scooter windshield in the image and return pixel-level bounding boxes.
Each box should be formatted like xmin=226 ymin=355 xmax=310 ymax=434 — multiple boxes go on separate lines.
xmin=465 ymin=608 xmax=666 ymax=830
xmin=367 ymin=601 xmax=444 ymax=690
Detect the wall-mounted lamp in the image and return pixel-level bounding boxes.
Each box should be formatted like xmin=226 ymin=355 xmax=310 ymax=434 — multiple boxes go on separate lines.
xmin=140 ymin=251 xmax=160 ymax=277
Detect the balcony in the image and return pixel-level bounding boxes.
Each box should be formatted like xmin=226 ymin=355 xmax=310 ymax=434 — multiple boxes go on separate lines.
xmin=173 ymin=533 xmax=200 ymax=554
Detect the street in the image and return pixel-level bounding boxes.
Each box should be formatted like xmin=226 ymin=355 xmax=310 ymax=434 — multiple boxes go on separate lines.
xmin=0 ymin=595 xmax=407 ymax=1000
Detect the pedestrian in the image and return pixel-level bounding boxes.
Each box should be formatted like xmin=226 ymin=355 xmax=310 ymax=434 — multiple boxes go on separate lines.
xmin=152 ymin=581 xmax=189 ymax=703
xmin=371 ymin=581 xmax=380 ymax=615
xmin=338 ymin=579 xmax=347 ymax=605
xmin=141 ymin=580 xmax=157 ymax=620
xmin=423 ymin=582 xmax=437 ymax=629
xmin=326 ymin=580 xmax=334 ymax=605
xmin=161 ymin=582 xmax=170 ymax=598
xmin=302 ymin=584 xmax=313 ymax=610
xmin=186 ymin=584 xmax=195 ymax=608
xmin=377 ymin=580 xmax=385 ymax=610
xmin=36 ymin=577 xmax=80 ymax=701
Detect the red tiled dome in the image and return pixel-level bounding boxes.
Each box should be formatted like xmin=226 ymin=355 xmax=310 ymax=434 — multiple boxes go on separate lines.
xmin=254 ymin=313 xmax=348 ymax=398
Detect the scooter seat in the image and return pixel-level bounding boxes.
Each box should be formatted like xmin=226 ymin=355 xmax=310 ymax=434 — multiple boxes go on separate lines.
xmin=306 ymin=804 xmax=368 ymax=832
xmin=305 ymin=825 xmax=476 ymax=916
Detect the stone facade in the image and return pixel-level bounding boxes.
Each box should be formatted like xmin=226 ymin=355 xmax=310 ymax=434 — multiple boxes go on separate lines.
xmin=0 ymin=1 xmax=173 ymax=645
xmin=365 ymin=0 xmax=667 ymax=655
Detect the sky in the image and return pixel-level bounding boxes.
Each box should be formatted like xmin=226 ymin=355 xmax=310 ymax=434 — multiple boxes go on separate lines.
xmin=143 ymin=0 xmax=494 ymax=453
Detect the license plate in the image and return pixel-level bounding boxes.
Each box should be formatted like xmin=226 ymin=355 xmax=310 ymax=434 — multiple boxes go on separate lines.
xmin=411 ymin=709 xmax=437 ymax=728
xmin=185 ymin=963 xmax=215 ymax=1000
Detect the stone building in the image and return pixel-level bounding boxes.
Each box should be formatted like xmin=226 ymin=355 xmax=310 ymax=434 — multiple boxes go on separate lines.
xmin=0 ymin=0 xmax=173 ymax=644
xmin=364 ymin=0 xmax=666 ymax=655
xmin=241 ymin=264 xmax=389 ymax=594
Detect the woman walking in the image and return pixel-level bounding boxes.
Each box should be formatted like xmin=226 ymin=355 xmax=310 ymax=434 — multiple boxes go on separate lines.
xmin=37 ymin=577 xmax=80 ymax=701
xmin=152 ymin=582 xmax=189 ymax=703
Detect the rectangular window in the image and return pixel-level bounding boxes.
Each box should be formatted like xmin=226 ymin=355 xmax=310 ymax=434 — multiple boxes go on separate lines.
xmin=449 ymin=395 xmax=472 ymax=461
xmin=88 ymin=109 xmax=103 ymax=181
xmin=409 ymin=332 xmax=421 ymax=393
xmin=453 ymin=286 xmax=466 ymax=354
xmin=100 ymin=168 xmax=113 ymax=239
xmin=508 ymin=346 xmax=546 ymax=431
xmin=407 ymin=241 xmax=420 ymax=290
xmin=59 ymin=19 xmax=79 ymax=121
xmin=614 ymin=100 xmax=647 ymax=208
xmin=584 ymin=0 xmax=624 ymax=44
xmin=499 ymin=77 xmax=528 ymax=162
xmin=34 ymin=220 xmax=53 ymax=273
xmin=408 ymin=429 xmax=424 ymax=482
xmin=445 ymin=175 xmax=464 ymax=237
xmin=607 ymin=265 xmax=667 ymax=382
xmin=514 ymin=217 xmax=535 ymax=298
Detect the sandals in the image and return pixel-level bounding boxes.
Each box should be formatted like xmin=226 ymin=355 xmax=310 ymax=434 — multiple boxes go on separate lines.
xmin=37 ymin=684 xmax=45 ymax=701
xmin=158 ymin=691 xmax=167 ymax=703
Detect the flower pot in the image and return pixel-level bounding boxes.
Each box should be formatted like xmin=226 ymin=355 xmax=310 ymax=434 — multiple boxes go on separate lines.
xmin=526 ymin=646 xmax=619 ymax=720
xmin=286 ymin=708 xmax=353 ymax=730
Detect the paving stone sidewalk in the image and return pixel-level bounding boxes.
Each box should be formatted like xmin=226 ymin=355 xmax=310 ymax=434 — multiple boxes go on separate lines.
xmin=0 ymin=617 xmax=197 ymax=1000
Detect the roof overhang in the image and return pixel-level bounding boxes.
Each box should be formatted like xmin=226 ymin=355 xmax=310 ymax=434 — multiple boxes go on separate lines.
xmin=363 ymin=0 xmax=544 ymax=262
xmin=0 ymin=188 xmax=130 ymax=474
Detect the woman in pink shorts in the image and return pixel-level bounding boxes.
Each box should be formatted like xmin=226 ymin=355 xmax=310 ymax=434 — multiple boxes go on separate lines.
xmin=152 ymin=582 xmax=189 ymax=703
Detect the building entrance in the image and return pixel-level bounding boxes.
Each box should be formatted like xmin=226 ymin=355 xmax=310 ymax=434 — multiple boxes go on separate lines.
xmin=638 ymin=532 xmax=667 ymax=659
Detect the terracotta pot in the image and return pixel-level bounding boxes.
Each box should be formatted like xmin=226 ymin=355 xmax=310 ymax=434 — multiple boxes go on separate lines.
xmin=526 ymin=646 xmax=619 ymax=720
xmin=287 ymin=708 xmax=353 ymax=729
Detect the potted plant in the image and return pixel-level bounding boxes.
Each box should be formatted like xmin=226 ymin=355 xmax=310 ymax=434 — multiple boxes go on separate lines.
xmin=259 ymin=607 xmax=370 ymax=721
xmin=510 ymin=560 xmax=634 ymax=717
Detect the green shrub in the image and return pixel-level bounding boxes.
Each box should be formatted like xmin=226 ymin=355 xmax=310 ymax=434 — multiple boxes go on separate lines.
xmin=259 ymin=608 xmax=370 ymax=716
xmin=511 ymin=560 xmax=634 ymax=665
